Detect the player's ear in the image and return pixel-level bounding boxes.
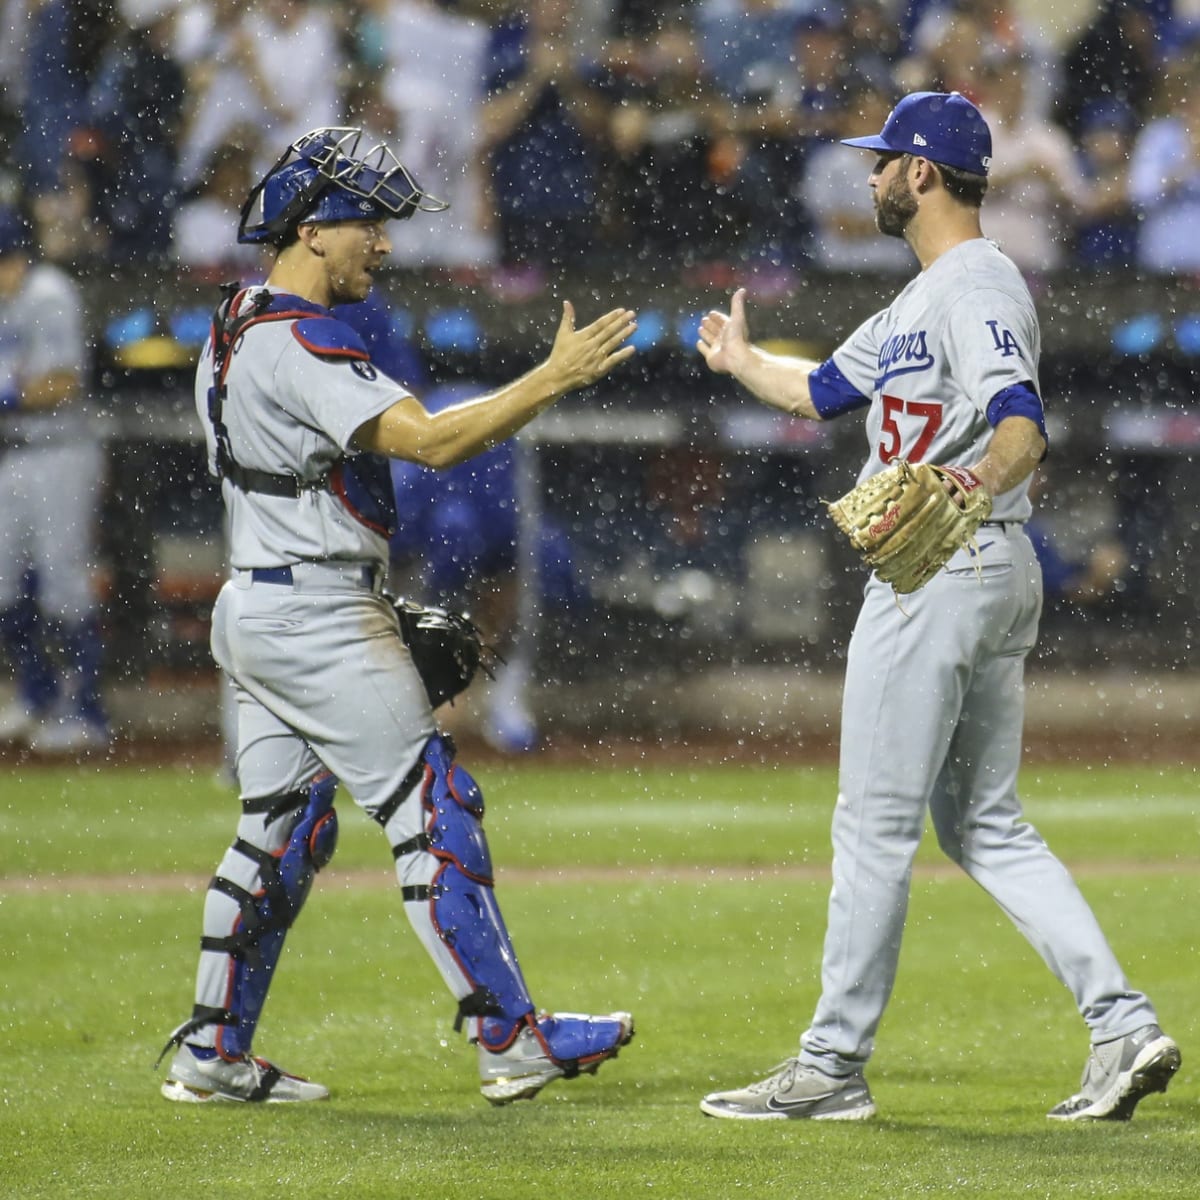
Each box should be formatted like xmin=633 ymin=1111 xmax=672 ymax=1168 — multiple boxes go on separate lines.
xmin=298 ymin=223 xmax=325 ymax=256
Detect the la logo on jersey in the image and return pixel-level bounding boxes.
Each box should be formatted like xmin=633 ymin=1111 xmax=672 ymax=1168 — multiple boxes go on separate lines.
xmin=986 ymin=320 xmax=1020 ymax=357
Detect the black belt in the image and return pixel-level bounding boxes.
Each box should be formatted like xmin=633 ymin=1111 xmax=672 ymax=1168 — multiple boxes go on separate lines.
xmin=250 ymin=566 xmax=296 ymax=585
xmin=980 ymin=521 xmax=1025 ymax=530
xmin=249 ymin=564 xmax=381 ymax=590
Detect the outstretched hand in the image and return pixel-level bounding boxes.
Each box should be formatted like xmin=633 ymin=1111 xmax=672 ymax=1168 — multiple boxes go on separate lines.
xmin=696 ymin=287 xmax=750 ymax=376
xmin=548 ymin=301 xmax=637 ymax=393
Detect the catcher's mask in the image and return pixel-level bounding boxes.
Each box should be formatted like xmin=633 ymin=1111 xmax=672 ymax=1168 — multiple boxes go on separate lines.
xmin=238 ymin=127 xmax=449 ymax=246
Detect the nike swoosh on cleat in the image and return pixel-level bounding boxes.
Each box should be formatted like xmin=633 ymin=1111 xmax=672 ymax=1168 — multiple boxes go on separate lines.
xmin=766 ymin=1092 xmax=837 ymax=1112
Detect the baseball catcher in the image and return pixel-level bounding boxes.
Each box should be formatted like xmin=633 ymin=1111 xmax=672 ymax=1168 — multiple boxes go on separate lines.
xmin=827 ymin=460 xmax=993 ymax=593
xmin=156 ymin=127 xmax=637 ymax=1106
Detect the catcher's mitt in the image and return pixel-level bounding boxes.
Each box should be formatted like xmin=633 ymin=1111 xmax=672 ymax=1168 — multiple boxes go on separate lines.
xmin=827 ymin=460 xmax=993 ymax=594
xmin=393 ymin=599 xmax=498 ymax=707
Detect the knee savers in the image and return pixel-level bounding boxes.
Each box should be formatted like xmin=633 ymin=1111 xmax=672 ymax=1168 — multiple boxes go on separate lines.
xmin=167 ymin=773 xmax=339 ymax=1062
xmin=390 ymin=735 xmax=534 ymax=1035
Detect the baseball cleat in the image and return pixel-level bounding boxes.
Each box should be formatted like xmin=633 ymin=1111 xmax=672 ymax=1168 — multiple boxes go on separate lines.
xmin=160 ymin=1045 xmax=330 ymax=1104
xmin=1048 ymin=1024 xmax=1180 ymax=1121
xmin=481 ymin=706 xmax=539 ymax=755
xmin=700 ymin=1058 xmax=876 ymax=1121
xmin=0 ymin=699 xmax=37 ymax=744
xmin=28 ymin=713 xmax=110 ymax=755
xmin=476 ymin=1011 xmax=634 ymax=1105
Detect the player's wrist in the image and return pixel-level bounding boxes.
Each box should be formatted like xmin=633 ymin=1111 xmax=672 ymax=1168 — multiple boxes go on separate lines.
xmin=942 ymin=464 xmax=988 ymax=494
xmin=534 ymin=357 xmax=579 ymax=401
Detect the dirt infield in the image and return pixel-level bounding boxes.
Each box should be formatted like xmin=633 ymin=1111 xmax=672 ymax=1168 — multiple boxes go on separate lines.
xmin=1 ymin=726 xmax=1197 ymax=770
xmin=1 ymin=855 xmax=1190 ymax=897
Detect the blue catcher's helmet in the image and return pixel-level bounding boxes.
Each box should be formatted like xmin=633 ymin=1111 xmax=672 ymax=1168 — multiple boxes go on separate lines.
xmin=238 ymin=127 xmax=448 ymax=245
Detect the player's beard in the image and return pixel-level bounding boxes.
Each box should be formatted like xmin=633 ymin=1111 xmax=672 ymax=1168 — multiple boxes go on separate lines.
xmin=329 ymin=267 xmax=373 ymax=305
xmin=875 ymin=171 xmax=918 ymax=239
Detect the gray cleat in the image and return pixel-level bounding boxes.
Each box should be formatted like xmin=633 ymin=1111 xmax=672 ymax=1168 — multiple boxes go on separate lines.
xmin=1048 ymin=1024 xmax=1181 ymax=1121
xmin=700 ymin=1058 xmax=876 ymax=1121
xmin=160 ymin=1046 xmax=330 ymax=1104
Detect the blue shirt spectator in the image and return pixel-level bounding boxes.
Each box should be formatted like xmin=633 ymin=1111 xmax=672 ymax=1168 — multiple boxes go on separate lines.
xmin=697 ymin=1 xmax=803 ymax=103
xmin=481 ymin=0 xmax=610 ymax=269
xmin=18 ymin=0 xmax=107 ymax=195
xmin=1073 ymin=100 xmax=1138 ymax=271
xmin=85 ymin=1 xmax=186 ymax=260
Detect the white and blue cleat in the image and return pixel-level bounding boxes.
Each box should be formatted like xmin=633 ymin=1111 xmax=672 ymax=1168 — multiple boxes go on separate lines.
xmin=477 ymin=1011 xmax=635 ymax=1105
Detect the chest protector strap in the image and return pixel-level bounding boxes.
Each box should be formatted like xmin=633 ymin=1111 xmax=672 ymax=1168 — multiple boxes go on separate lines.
xmin=206 ymin=282 xmax=333 ymax=498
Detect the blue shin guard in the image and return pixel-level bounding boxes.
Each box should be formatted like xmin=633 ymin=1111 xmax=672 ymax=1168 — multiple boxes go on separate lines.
xmin=157 ymin=774 xmax=338 ymax=1066
xmin=390 ymin=735 xmax=535 ymax=1040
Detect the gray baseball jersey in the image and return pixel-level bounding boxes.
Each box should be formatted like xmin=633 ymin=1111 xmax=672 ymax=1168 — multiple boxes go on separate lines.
xmin=830 ymin=237 xmax=1039 ymax=521
xmin=0 ymin=261 xmax=99 ymax=617
xmin=0 ymin=262 xmax=88 ymax=444
xmin=193 ymin=285 xmax=411 ymax=572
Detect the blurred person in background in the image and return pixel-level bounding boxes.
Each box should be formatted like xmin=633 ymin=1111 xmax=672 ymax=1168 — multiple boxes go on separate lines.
xmin=706 ymin=7 xmax=854 ymax=270
xmin=898 ymin=0 xmax=1053 ymax=107
xmin=894 ymin=0 xmax=991 ymax=98
xmin=601 ymin=5 xmax=734 ymax=261
xmin=1028 ymin=521 xmax=1128 ymax=609
xmin=175 ymin=0 xmax=341 ymax=190
xmin=973 ymin=53 xmax=1087 ymax=276
xmin=0 ymin=208 xmax=110 ymax=752
xmin=1056 ymin=0 xmax=1162 ymax=142
xmin=15 ymin=0 xmax=114 ymax=200
xmin=28 ymin=151 xmax=111 ymax=270
xmin=696 ymin=0 xmax=810 ymax=102
xmin=480 ymin=0 xmax=612 ymax=282
xmin=335 ymin=294 xmax=579 ymax=754
xmin=357 ymin=0 xmax=498 ymax=272
xmin=80 ymin=0 xmax=187 ymax=265
xmin=842 ymin=0 xmax=906 ymax=93
xmin=1024 ymin=467 xmax=1128 ymax=609
xmin=386 ymin=391 xmax=590 ymax=756
xmin=173 ymin=138 xmax=271 ymax=282
xmin=799 ymin=83 xmax=914 ymax=273
xmin=1072 ymin=100 xmax=1139 ymax=272
xmin=1127 ymin=53 xmax=1200 ymax=276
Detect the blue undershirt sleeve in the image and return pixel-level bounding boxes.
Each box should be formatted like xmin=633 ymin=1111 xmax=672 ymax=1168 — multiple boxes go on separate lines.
xmin=986 ymin=380 xmax=1047 ymax=440
xmin=808 ymin=358 xmax=870 ymax=419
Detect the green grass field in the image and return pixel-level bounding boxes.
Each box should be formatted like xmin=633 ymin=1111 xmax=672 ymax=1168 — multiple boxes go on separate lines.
xmin=2 ymin=755 xmax=1197 ymax=1199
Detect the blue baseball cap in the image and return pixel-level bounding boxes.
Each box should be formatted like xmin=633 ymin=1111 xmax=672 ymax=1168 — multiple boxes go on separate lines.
xmin=0 ymin=207 xmax=29 ymax=256
xmin=841 ymin=91 xmax=992 ymax=176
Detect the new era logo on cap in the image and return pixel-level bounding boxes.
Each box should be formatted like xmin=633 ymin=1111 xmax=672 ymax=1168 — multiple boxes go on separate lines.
xmin=841 ymin=91 xmax=992 ymax=176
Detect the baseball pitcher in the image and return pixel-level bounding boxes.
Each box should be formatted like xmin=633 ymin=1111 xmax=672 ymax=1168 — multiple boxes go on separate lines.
xmin=696 ymin=92 xmax=1179 ymax=1123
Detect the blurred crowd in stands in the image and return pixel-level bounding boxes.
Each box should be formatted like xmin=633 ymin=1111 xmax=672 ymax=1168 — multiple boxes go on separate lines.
xmin=0 ymin=0 xmax=1196 ymax=287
